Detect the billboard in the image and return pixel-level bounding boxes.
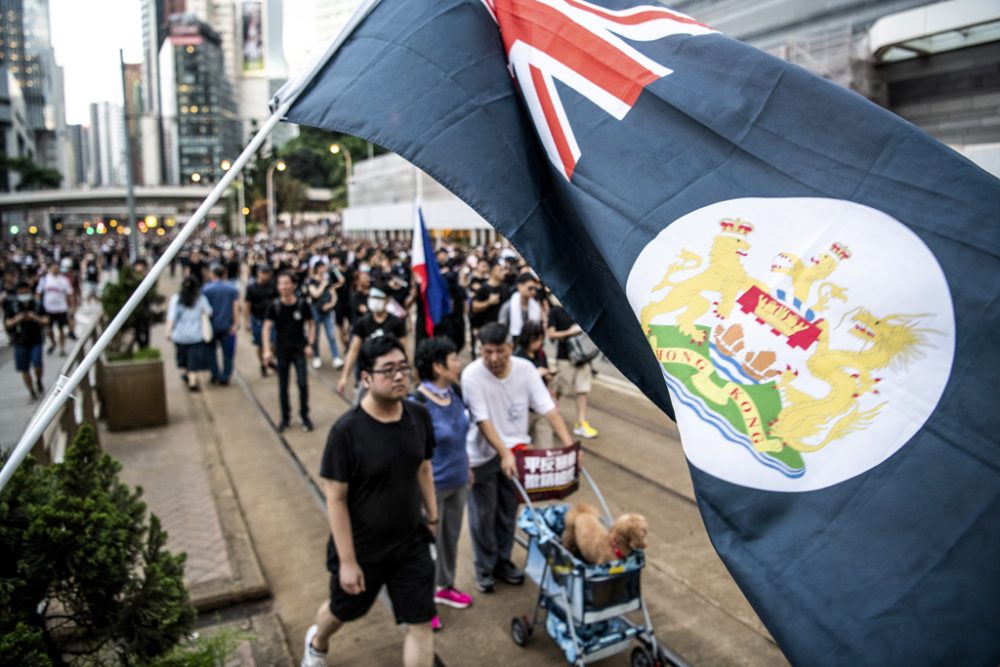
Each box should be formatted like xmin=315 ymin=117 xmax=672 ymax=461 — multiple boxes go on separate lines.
xmin=242 ymin=0 xmax=264 ymax=72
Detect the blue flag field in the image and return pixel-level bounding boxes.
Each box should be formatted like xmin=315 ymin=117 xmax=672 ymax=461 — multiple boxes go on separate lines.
xmin=275 ymin=1 xmax=1000 ymax=664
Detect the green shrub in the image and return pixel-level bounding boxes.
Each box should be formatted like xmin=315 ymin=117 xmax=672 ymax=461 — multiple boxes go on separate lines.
xmin=0 ymin=425 xmax=195 ymax=665
xmin=149 ymin=627 xmax=249 ymax=667
xmin=100 ymin=266 xmax=165 ymax=355
xmin=107 ymin=347 xmax=163 ymax=363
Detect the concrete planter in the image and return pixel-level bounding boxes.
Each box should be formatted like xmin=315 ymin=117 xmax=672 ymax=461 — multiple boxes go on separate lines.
xmin=97 ymin=357 xmax=168 ymax=431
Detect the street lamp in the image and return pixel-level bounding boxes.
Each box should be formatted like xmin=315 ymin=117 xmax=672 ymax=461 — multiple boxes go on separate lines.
xmin=329 ymin=143 xmax=353 ymax=183
xmin=220 ymin=158 xmax=246 ymax=237
xmin=266 ymin=159 xmax=287 ymax=235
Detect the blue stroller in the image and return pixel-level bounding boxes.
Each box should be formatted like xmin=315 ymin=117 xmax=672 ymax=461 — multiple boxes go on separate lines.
xmin=510 ymin=449 xmax=684 ymax=667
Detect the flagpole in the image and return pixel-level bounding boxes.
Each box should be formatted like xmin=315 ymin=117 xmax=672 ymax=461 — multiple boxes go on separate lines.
xmin=0 ymin=0 xmax=387 ymax=495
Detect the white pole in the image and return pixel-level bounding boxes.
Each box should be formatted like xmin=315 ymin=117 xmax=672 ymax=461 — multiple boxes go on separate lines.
xmin=267 ymin=161 xmax=277 ymax=235
xmin=237 ymin=173 xmax=246 ymax=237
xmin=1 ymin=0 xmax=387 ymax=494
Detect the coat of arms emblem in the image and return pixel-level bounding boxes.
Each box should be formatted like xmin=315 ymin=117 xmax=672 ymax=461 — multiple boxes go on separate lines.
xmin=627 ymin=198 xmax=955 ymax=491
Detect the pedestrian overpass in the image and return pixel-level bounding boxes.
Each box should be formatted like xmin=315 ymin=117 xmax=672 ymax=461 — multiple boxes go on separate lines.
xmin=0 ymin=186 xmax=227 ymax=237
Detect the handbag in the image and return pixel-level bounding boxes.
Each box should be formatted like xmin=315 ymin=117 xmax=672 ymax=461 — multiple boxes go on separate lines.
xmin=200 ymin=308 xmax=214 ymax=343
xmin=566 ymin=332 xmax=600 ymax=366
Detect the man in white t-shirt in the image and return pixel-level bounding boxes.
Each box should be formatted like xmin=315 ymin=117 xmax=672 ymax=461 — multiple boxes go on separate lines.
xmin=462 ymin=322 xmax=574 ymax=593
xmin=36 ymin=262 xmax=75 ymax=356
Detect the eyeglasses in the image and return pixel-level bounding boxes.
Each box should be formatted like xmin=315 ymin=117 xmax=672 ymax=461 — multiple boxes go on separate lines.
xmin=369 ymin=364 xmax=414 ymax=378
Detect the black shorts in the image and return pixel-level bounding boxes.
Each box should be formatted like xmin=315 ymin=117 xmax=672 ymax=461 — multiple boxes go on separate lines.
xmin=328 ymin=533 xmax=435 ymax=625
xmin=48 ymin=311 xmax=69 ymax=327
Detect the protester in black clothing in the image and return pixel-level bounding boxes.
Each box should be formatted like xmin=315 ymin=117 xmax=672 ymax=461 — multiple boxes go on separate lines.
xmin=348 ymin=268 xmax=371 ymax=326
xmin=245 ymin=266 xmax=278 ymax=376
xmin=4 ymin=282 xmax=48 ymax=400
xmin=262 ymin=271 xmax=315 ymax=433
xmin=302 ymin=336 xmax=437 ymax=667
xmin=336 ymin=287 xmax=407 ymax=395
xmin=185 ymin=248 xmax=207 ymax=287
xmin=514 ymin=320 xmax=555 ymax=448
xmin=469 ymin=260 xmax=507 ymax=350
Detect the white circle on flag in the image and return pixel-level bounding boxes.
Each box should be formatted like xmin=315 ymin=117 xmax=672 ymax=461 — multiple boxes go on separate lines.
xmin=626 ymin=197 xmax=955 ymax=492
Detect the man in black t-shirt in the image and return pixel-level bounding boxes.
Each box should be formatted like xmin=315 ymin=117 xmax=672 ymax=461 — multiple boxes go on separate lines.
xmin=336 ymin=287 xmax=407 ymax=396
xmin=245 ymin=266 xmax=278 ymax=376
xmin=262 ymin=271 xmax=315 ymax=433
xmin=302 ymin=336 xmax=437 ymax=667
xmin=468 ymin=259 xmax=508 ymax=355
xmin=4 ymin=282 xmax=49 ymax=401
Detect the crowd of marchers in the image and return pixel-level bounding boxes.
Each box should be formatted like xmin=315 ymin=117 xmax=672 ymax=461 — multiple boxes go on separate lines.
xmin=1 ymin=230 xmax=603 ymax=667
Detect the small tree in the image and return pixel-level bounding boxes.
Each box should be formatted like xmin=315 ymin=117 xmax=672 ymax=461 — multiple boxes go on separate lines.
xmin=0 ymin=425 xmax=195 ymax=665
xmin=100 ymin=266 xmax=165 ymax=356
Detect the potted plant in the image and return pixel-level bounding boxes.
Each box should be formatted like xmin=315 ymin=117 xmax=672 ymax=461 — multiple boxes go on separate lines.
xmin=97 ymin=267 xmax=169 ymax=430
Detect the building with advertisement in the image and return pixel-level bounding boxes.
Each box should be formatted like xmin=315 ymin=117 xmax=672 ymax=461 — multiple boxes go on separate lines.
xmin=159 ymin=13 xmax=241 ymax=186
xmin=239 ymin=0 xmax=294 ymax=146
xmin=123 ymin=63 xmax=145 ymax=186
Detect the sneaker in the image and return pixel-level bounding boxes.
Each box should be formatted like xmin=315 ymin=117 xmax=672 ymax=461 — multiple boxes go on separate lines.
xmin=312 ymin=356 xmax=322 ymax=369
xmin=301 ymin=417 xmax=314 ymax=432
xmin=573 ymin=421 xmax=599 ymax=439
xmin=28 ymin=390 xmax=39 ymax=402
xmin=260 ymin=365 xmax=268 ymax=377
xmin=332 ymin=357 xmax=345 ymax=370
xmin=431 ymin=615 xmax=442 ymax=632
xmin=277 ymin=421 xmax=291 ymax=433
xmin=301 ymin=625 xmax=326 ymax=667
xmin=494 ymin=559 xmax=524 ymax=585
xmin=434 ymin=587 xmax=473 ymax=609
xmin=475 ymin=573 xmax=496 ymax=593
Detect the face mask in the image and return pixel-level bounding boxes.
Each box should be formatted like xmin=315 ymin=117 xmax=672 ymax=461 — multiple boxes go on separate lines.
xmin=367 ymin=298 xmax=386 ymax=313
xmin=17 ymin=294 xmax=32 ymax=304
xmin=359 ymin=263 xmax=371 ymax=273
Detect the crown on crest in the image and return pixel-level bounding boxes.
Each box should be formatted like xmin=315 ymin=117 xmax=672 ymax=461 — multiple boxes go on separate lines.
xmin=719 ymin=217 xmax=754 ymax=237
xmin=830 ymin=242 xmax=851 ymax=261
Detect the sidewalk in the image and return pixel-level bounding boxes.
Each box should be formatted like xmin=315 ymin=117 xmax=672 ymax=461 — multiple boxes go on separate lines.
xmin=99 ymin=317 xmax=270 ymax=612
xmin=0 ymin=302 xmax=99 ymax=454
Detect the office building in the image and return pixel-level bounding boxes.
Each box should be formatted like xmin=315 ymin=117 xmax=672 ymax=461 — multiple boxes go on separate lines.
xmin=159 ymin=13 xmax=241 ymax=185
xmin=673 ymin=0 xmax=1000 ymax=170
xmin=1 ymin=0 xmax=67 ymax=181
xmin=88 ymin=101 xmax=126 ymax=187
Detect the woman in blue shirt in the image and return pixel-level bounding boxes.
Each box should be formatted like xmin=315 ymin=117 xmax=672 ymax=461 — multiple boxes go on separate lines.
xmin=167 ymin=277 xmax=213 ymax=392
xmin=412 ymin=336 xmax=472 ymax=630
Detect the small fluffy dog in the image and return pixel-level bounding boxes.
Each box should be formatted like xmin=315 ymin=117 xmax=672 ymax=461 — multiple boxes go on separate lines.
xmin=562 ymin=502 xmax=648 ymax=564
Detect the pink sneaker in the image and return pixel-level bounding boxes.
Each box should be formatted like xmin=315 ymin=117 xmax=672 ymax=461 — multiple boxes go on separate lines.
xmin=431 ymin=615 xmax=442 ymax=632
xmin=434 ymin=587 xmax=473 ymax=609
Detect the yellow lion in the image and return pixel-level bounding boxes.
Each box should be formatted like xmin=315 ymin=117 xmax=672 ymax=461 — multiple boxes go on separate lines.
xmin=640 ymin=219 xmax=763 ymax=344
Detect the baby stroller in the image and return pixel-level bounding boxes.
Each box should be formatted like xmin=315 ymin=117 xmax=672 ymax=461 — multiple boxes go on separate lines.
xmin=509 ymin=445 xmax=682 ymax=667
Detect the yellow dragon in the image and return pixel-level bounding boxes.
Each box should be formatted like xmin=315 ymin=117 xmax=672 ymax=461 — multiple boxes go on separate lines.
xmin=769 ymin=308 xmax=935 ymax=453
xmin=640 ymin=221 xmax=764 ymax=344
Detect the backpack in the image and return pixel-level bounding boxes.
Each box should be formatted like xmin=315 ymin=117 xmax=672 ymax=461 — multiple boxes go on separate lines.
xmin=566 ymin=332 xmax=600 ymax=366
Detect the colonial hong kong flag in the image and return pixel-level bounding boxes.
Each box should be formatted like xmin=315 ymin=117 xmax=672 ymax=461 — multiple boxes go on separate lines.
xmin=276 ymin=0 xmax=1000 ymax=664
xmin=411 ymin=205 xmax=451 ymax=337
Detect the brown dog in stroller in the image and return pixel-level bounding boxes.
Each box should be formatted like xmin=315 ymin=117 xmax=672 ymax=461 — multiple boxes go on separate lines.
xmin=562 ymin=502 xmax=648 ymax=564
